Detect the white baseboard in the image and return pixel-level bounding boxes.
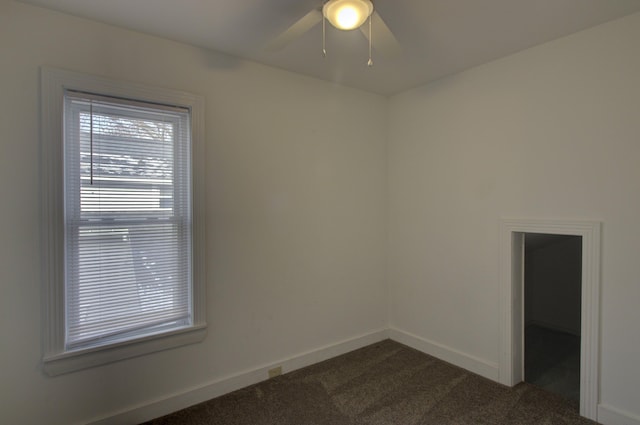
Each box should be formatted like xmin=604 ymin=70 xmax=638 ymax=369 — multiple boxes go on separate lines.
xmin=598 ymin=404 xmax=640 ymax=425
xmin=90 ymin=329 xmax=389 ymax=425
xmin=388 ymin=327 xmax=500 ymax=382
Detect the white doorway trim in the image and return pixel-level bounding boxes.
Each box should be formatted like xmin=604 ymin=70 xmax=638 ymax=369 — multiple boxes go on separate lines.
xmin=499 ymin=218 xmax=601 ymax=420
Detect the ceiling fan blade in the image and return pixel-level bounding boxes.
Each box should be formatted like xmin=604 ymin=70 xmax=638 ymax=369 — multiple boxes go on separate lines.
xmin=265 ymin=8 xmax=323 ymax=51
xmin=360 ymin=11 xmax=402 ymax=58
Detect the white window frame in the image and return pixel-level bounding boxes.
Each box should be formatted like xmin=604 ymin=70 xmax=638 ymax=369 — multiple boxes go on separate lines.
xmin=41 ymin=67 xmax=206 ymax=376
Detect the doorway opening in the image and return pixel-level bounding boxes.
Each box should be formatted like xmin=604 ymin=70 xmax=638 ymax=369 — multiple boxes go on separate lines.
xmin=524 ymin=233 xmax=582 ymax=404
xmin=498 ymin=219 xmax=601 ymax=421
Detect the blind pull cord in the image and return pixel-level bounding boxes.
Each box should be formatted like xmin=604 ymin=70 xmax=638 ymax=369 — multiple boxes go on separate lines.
xmin=90 ymin=101 xmax=94 ymax=186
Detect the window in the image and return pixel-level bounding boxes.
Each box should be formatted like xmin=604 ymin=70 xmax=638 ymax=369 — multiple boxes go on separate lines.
xmin=41 ymin=68 xmax=206 ymax=375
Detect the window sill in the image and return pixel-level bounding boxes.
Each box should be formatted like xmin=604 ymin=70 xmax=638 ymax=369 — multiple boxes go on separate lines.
xmin=43 ymin=324 xmax=207 ymax=376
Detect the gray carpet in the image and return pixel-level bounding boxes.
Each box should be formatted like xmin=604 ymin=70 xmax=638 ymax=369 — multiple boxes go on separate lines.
xmin=142 ymin=339 xmax=598 ymax=425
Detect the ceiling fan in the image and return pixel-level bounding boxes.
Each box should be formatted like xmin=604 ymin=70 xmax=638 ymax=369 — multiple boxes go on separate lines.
xmin=266 ymin=0 xmax=401 ymax=66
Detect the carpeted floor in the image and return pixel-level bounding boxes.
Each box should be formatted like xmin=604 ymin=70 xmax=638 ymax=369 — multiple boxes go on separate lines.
xmin=142 ymin=339 xmax=598 ymax=425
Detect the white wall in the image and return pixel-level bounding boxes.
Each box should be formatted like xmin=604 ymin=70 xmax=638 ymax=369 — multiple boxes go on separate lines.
xmin=0 ymin=1 xmax=387 ymax=424
xmin=388 ymin=10 xmax=640 ymax=422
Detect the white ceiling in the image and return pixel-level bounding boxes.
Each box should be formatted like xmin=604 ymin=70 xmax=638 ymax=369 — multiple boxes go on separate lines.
xmin=18 ymin=0 xmax=640 ymax=95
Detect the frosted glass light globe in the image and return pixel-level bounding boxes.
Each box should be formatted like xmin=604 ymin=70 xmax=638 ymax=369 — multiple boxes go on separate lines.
xmin=323 ymin=0 xmax=374 ymax=31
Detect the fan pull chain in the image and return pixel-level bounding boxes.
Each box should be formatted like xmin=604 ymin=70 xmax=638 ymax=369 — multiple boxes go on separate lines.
xmin=367 ymin=15 xmax=373 ymax=67
xmin=322 ymin=17 xmax=327 ymax=57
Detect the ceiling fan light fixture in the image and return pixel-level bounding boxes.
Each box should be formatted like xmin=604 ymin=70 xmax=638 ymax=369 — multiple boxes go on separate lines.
xmin=323 ymin=0 xmax=374 ymax=31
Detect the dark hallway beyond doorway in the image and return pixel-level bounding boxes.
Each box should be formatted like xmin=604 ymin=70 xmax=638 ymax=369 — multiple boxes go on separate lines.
xmin=525 ymin=324 xmax=580 ymax=406
xmin=524 ymin=234 xmax=582 ymax=408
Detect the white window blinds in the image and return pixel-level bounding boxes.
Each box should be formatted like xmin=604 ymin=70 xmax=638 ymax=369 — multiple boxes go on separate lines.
xmin=63 ymin=90 xmax=193 ymax=350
